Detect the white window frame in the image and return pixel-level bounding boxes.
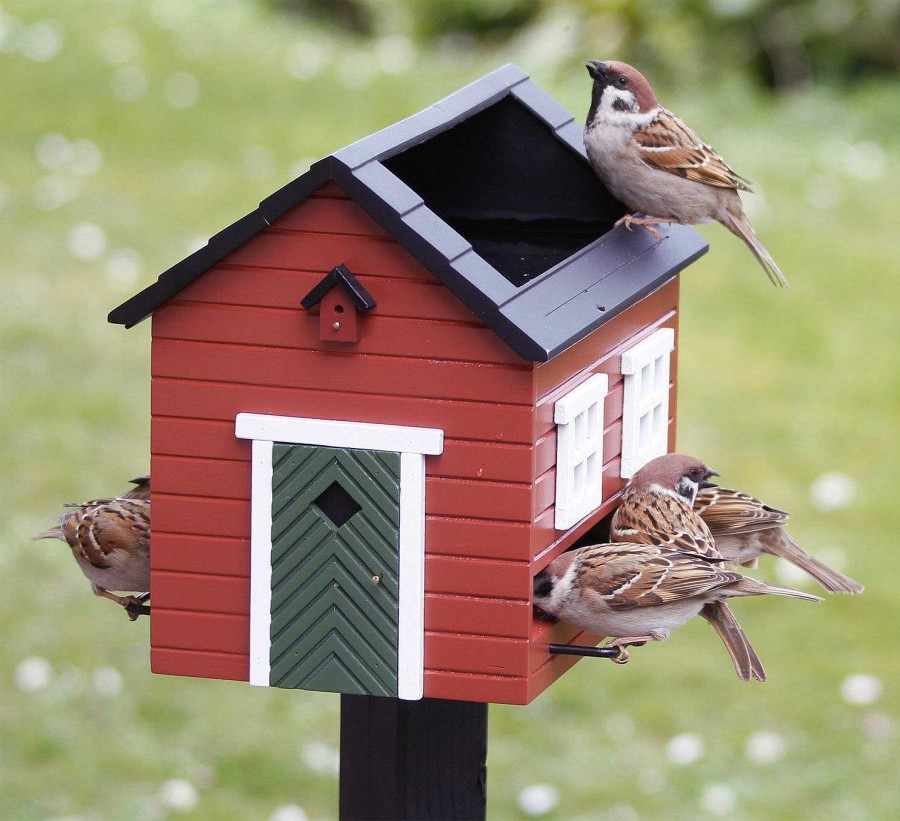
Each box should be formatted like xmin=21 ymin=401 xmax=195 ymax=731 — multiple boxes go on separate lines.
xmin=235 ymin=413 xmax=443 ymax=701
xmin=620 ymin=328 xmax=675 ymax=479
xmin=554 ymin=373 xmax=608 ymax=530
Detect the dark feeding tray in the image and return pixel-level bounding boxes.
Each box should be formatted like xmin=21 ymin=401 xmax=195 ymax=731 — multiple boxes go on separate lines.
xmin=384 ymin=96 xmax=621 ymax=287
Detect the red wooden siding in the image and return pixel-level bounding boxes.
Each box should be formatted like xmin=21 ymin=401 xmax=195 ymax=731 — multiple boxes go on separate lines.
xmin=147 ymin=183 xmax=681 ymax=705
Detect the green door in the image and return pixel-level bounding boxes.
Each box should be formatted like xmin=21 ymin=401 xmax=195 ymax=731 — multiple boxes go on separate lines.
xmin=269 ymin=443 xmax=401 ymax=696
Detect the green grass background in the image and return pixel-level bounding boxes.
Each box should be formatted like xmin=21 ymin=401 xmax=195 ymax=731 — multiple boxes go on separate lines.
xmin=2 ymin=2 xmax=898 ymax=819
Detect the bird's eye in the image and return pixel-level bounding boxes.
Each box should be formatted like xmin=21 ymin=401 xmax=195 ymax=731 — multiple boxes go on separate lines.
xmin=617 ymin=76 xmax=629 ymax=87
xmin=687 ymin=468 xmax=701 ymax=480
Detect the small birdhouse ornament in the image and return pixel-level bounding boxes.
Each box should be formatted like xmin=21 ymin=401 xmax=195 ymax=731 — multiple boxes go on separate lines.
xmin=301 ymin=263 xmax=376 ymax=343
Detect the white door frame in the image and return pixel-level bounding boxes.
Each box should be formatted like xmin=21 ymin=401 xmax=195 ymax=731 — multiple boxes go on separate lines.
xmin=235 ymin=413 xmax=444 ymax=701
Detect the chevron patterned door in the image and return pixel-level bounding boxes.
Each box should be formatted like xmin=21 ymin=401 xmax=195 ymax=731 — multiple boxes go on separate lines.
xmin=268 ymin=443 xmax=401 ymax=696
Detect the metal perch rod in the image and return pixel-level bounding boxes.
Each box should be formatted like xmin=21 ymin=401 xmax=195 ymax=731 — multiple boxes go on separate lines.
xmin=548 ymin=643 xmax=622 ymax=659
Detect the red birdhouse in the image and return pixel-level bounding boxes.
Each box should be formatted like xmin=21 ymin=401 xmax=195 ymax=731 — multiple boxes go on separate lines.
xmin=109 ymin=64 xmax=707 ymax=705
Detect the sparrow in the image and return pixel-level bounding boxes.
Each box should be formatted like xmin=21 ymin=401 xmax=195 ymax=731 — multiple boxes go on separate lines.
xmin=608 ymin=453 xmax=764 ymax=679
xmin=694 ymin=484 xmax=864 ymax=594
xmin=583 ymin=60 xmax=789 ymax=288
xmin=36 ymin=476 xmax=151 ymax=619
xmin=534 ymin=541 xmax=821 ymax=681
xmin=610 ymin=453 xmax=720 ymax=558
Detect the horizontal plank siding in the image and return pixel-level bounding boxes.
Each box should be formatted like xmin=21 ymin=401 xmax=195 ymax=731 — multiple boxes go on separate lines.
xmin=173 ymin=268 xmax=480 ymax=324
xmin=424 ymin=594 xmax=531 ymax=638
xmin=425 ymin=633 xmax=527 ymax=678
xmin=151 ymin=610 xmax=249 ymax=654
xmin=270 ymin=194 xmax=391 ymax=237
xmin=154 ymin=302 xmax=523 ymax=367
xmin=423 ymin=671 xmax=527 ymax=704
xmin=151 ymin=648 xmax=249 ymax=681
xmin=152 ymin=340 xmax=533 ymax=405
xmin=152 ymin=571 xmax=249 ymax=614
xmin=225 ymin=231 xmax=435 ymax=281
xmin=152 ymin=533 xmax=249 ymax=576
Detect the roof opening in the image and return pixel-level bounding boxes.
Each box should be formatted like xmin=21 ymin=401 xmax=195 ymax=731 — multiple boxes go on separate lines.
xmin=383 ymin=96 xmax=625 ymax=287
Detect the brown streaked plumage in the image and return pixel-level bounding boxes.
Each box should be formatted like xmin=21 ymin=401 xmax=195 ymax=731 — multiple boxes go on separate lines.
xmin=533 ymin=541 xmax=821 ymax=681
xmin=583 ymin=60 xmax=789 ymax=288
xmin=694 ymin=485 xmax=864 ymax=594
xmin=36 ymin=478 xmax=151 ymax=619
xmin=611 ymin=453 xmax=720 ymax=559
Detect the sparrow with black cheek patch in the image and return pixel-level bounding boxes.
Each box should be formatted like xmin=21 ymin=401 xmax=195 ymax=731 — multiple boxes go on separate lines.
xmin=534 ymin=542 xmax=821 ymax=681
xmin=694 ymin=485 xmax=864 ymax=594
xmin=36 ymin=477 xmax=151 ymax=620
xmin=611 ymin=453 xmax=721 ymax=558
xmin=583 ymin=60 xmax=789 ymax=288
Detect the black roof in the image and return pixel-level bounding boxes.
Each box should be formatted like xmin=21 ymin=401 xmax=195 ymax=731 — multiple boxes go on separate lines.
xmin=109 ymin=63 xmax=707 ymax=361
xmin=300 ymin=264 xmax=376 ymax=312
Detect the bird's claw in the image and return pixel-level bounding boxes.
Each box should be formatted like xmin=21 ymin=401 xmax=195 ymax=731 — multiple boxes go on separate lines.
xmin=610 ymin=647 xmax=630 ymax=665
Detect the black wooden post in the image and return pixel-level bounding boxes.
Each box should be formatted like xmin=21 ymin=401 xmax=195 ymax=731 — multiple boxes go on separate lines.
xmin=339 ymin=695 xmax=488 ymax=820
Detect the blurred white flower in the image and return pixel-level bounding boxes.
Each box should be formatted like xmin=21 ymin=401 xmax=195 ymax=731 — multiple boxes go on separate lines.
xmin=159 ymin=779 xmax=199 ymax=813
xmin=337 ymin=51 xmax=374 ymax=89
xmin=665 ymin=732 xmax=705 ymax=765
xmin=164 ymin=71 xmax=200 ymax=108
xmin=242 ymin=145 xmax=276 ymax=180
xmin=112 ymin=64 xmax=148 ymax=102
xmin=70 ymin=139 xmax=103 ymax=177
xmin=841 ymin=674 xmax=882 ymax=706
xmin=68 ymin=222 xmax=107 ymax=260
xmin=301 ymin=742 xmax=339 ymax=776
xmin=701 ymin=783 xmax=737 ymax=816
xmin=805 ymin=176 xmax=840 ymax=210
xmin=843 ymin=141 xmax=886 ymax=181
xmin=92 ymin=665 xmax=123 ymax=697
xmin=710 ymin=0 xmax=758 ymax=16
xmin=98 ymin=26 xmax=139 ymax=64
xmin=809 ymin=472 xmax=856 ymax=511
xmin=23 ymin=21 xmax=62 ymax=62
xmin=35 ymin=174 xmax=82 ymax=210
xmin=374 ymin=34 xmax=415 ymax=75
xmin=271 ymin=805 xmax=308 ymax=821
xmin=603 ymin=711 xmax=635 ymax=740
xmin=35 ymin=133 xmax=73 ymax=170
xmin=605 ymin=804 xmax=638 ymax=821
xmin=745 ymin=730 xmax=786 ymax=765
xmin=105 ymin=248 xmax=144 ymax=287
xmin=15 ymin=657 xmax=53 ymax=693
xmin=284 ymin=40 xmax=330 ymax=80
xmin=861 ymin=712 xmax=894 ymax=741
xmin=517 ymin=784 xmax=559 ymax=817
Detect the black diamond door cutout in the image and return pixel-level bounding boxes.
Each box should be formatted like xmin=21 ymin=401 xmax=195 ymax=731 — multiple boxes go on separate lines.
xmin=313 ymin=481 xmax=362 ymax=528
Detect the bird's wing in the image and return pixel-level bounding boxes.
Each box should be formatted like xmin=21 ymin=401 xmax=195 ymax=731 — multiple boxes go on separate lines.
xmin=633 ymin=108 xmax=753 ymax=191
xmin=694 ymin=486 xmax=789 ymax=535
xmin=63 ymin=500 xmax=151 ymax=568
xmin=576 ymin=543 xmax=741 ymax=610
xmin=612 ymin=494 xmax=720 ymax=559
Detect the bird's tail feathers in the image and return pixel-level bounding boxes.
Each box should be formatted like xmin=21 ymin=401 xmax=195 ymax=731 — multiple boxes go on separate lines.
xmin=763 ymin=533 xmax=864 ymax=594
xmin=701 ymin=601 xmax=766 ymax=682
xmin=732 ymin=576 xmax=823 ymax=602
xmin=723 ymin=207 xmax=790 ymax=289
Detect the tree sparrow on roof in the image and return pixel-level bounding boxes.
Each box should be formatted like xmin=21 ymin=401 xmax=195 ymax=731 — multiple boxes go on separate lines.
xmin=694 ymin=485 xmax=864 ymax=594
xmin=583 ymin=60 xmax=789 ymax=288
xmin=534 ymin=541 xmax=820 ymax=681
xmin=36 ymin=477 xmax=151 ymax=619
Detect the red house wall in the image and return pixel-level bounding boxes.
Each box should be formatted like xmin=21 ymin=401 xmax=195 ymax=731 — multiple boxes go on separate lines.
xmin=147 ymin=182 xmax=679 ymax=704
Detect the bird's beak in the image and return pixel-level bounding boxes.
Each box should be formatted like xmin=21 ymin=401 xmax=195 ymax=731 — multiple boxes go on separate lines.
xmin=699 ymin=469 xmax=720 ymax=489
xmin=586 ymin=60 xmax=608 ymax=82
